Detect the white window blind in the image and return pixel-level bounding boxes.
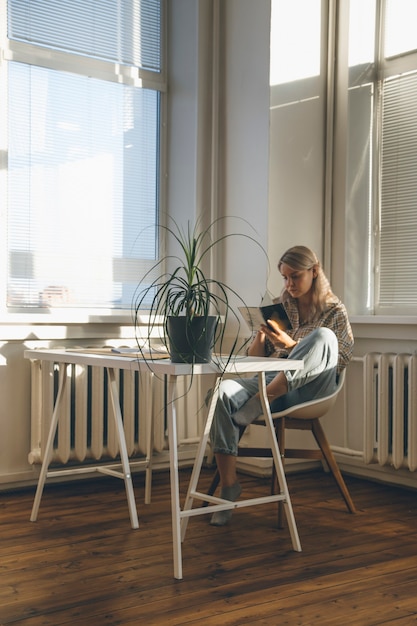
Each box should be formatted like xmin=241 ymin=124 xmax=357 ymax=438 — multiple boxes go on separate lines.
xmin=379 ymin=71 xmax=417 ymax=308
xmin=5 ymin=0 xmax=162 ymax=311
xmin=7 ymin=0 xmax=161 ymax=71
xmin=343 ymin=0 xmax=417 ymax=315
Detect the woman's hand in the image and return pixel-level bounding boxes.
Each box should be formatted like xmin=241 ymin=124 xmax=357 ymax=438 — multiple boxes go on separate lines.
xmin=260 ymin=319 xmax=297 ymax=351
xmin=247 ymin=329 xmax=267 ymax=356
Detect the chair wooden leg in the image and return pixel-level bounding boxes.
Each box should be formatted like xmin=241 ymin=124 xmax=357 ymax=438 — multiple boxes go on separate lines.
xmin=311 ymin=420 xmax=356 ymax=513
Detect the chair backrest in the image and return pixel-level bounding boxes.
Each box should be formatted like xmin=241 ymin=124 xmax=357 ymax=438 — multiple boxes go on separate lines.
xmin=270 ymin=369 xmax=346 ymax=421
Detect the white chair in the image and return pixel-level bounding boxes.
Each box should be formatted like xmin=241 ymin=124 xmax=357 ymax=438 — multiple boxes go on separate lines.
xmin=208 ymin=370 xmax=356 ymax=524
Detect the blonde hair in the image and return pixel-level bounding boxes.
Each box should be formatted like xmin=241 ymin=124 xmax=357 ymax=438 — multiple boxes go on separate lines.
xmin=278 ymin=245 xmax=336 ymax=322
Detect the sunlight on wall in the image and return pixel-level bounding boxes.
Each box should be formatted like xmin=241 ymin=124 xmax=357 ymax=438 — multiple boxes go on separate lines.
xmin=0 ymin=343 xmax=6 ymax=366
xmin=385 ymin=0 xmax=417 ymax=58
xmin=348 ymin=0 xmax=376 ymax=67
xmin=270 ymin=0 xmax=321 ymax=86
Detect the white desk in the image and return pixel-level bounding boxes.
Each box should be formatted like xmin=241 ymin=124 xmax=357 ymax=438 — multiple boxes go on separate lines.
xmin=24 ymin=349 xmax=303 ymax=579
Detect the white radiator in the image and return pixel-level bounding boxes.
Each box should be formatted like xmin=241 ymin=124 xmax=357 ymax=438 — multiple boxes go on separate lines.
xmin=364 ymin=352 xmax=417 ymax=471
xmin=28 ymin=358 xmax=210 ymax=467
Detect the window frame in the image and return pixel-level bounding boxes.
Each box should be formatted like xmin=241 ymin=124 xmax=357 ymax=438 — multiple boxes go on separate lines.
xmin=335 ymin=0 xmax=417 ymax=317
xmin=0 ymin=0 xmax=167 ymax=323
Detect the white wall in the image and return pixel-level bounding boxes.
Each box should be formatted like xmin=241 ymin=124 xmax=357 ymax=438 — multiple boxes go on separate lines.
xmin=167 ymin=0 xmax=271 ymax=308
xmin=220 ymin=0 xmax=271 ymax=306
xmin=166 ymin=0 xmax=201 ymax=227
xmin=269 ymin=91 xmax=326 ymax=274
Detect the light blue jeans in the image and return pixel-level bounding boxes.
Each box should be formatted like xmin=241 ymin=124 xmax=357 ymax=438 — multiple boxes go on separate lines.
xmin=209 ymin=327 xmax=339 ymax=456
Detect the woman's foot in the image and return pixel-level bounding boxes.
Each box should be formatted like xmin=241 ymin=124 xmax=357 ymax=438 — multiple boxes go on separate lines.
xmin=209 ymin=482 xmax=242 ymax=526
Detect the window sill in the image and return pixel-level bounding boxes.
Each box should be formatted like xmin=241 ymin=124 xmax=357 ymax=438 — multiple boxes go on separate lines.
xmin=0 ymin=310 xmax=164 ymax=341
xmin=350 ymin=316 xmax=417 ymax=342
xmin=350 ymin=315 xmax=417 ymax=325
xmin=0 ymin=309 xmax=162 ymax=326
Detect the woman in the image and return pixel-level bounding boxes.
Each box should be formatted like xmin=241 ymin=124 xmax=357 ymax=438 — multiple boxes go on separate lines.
xmin=209 ymin=245 xmax=354 ymax=526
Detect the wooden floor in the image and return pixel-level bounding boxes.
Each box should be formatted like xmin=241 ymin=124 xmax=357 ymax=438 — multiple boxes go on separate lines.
xmin=1 ymin=467 xmax=417 ymax=626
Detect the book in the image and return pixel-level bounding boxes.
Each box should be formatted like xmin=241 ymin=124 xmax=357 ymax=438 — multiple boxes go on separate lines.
xmin=65 ymin=346 xmax=169 ymax=359
xmin=238 ymin=302 xmax=291 ymax=332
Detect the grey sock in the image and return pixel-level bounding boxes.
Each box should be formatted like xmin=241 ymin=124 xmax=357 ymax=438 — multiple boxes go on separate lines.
xmin=209 ymin=482 xmax=242 ymax=526
xmin=232 ymin=395 xmax=263 ymax=426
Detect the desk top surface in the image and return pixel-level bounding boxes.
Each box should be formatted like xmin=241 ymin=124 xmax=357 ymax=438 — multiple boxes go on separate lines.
xmin=24 ymin=348 xmax=303 ymax=375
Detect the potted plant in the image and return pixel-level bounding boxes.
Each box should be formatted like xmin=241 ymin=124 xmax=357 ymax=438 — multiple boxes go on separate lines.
xmin=133 ymin=217 xmax=264 ymax=365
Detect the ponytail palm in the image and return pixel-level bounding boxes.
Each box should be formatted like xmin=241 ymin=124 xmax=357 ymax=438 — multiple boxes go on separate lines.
xmin=133 ymin=217 xmax=264 ymax=364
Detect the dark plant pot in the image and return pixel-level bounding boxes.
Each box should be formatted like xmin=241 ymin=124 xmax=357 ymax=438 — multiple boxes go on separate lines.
xmin=166 ymin=316 xmax=217 ymax=363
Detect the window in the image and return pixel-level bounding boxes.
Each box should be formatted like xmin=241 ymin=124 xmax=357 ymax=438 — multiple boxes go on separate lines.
xmin=343 ymin=0 xmax=417 ymax=315
xmin=1 ymin=0 xmax=164 ymax=313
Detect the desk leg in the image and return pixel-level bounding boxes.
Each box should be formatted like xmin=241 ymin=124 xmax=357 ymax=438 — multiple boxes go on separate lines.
xmin=258 ymin=372 xmax=302 ymax=552
xmin=180 ymin=375 xmax=221 ymax=541
xmin=107 ymin=367 xmax=139 ymax=530
xmin=143 ymin=372 xmax=154 ymax=506
xmin=30 ymin=364 xmax=68 ymax=522
xmin=166 ymin=374 xmax=183 ymax=580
